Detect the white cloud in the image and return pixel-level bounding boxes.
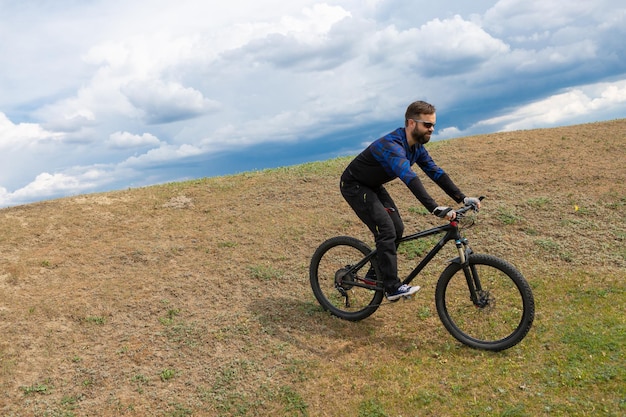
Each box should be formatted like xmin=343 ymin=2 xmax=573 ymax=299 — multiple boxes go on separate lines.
xmin=1 ymin=171 xmax=104 ymax=206
xmin=0 ymin=113 xmax=63 ymax=149
xmin=83 ymin=40 xmax=131 ymax=69
xmin=413 ymin=15 xmax=510 ymax=75
xmin=483 ymin=0 xmax=596 ymax=36
xmin=280 ymin=3 xmax=352 ymax=40
xmin=107 ymin=131 xmax=161 ymax=149
xmin=472 ymin=80 xmax=626 ymax=132
xmin=120 ymin=143 xmax=204 ymax=168
xmin=122 ymin=80 xmax=221 ymax=124
xmin=220 ymin=4 xmax=353 ymax=72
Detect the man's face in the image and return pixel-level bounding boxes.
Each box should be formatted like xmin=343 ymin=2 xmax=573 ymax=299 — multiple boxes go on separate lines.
xmin=409 ymin=113 xmax=436 ymax=145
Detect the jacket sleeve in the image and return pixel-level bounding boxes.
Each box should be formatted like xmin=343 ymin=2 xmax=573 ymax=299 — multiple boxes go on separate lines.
xmin=407 ymin=177 xmax=438 ymax=212
xmin=435 ymin=173 xmax=466 ymax=204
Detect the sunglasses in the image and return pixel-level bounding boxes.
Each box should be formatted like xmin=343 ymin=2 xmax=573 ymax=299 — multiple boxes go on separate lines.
xmin=410 ymin=119 xmax=436 ymax=129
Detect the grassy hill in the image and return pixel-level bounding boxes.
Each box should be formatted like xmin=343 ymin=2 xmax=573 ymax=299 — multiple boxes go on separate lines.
xmin=1 ymin=119 xmax=625 ymax=416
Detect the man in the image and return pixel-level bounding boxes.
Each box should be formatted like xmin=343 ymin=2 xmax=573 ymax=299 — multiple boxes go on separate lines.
xmin=340 ymin=100 xmax=480 ymax=301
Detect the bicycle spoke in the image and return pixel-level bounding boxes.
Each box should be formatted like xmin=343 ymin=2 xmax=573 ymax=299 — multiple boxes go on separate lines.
xmin=449 ymin=266 xmax=521 ymax=338
xmin=317 ymin=247 xmax=376 ymax=312
xmin=436 ymin=254 xmax=534 ymax=351
xmin=310 ymin=237 xmax=384 ymax=321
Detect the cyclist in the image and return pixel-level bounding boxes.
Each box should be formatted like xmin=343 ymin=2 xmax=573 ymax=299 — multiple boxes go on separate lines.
xmin=340 ymin=100 xmax=481 ymax=301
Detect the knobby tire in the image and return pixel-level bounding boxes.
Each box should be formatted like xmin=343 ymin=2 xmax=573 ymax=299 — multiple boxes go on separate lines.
xmin=309 ymin=236 xmax=384 ymax=321
xmin=435 ymin=253 xmax=535 ymax=351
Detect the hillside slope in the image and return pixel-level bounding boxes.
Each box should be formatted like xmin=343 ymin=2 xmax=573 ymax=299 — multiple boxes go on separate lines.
xmin=1 ymin=119 xmax=625 ymax=416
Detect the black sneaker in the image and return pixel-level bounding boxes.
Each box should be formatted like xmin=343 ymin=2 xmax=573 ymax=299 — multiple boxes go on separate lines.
xmin=386 ymin=284 xmax=421 ymax=301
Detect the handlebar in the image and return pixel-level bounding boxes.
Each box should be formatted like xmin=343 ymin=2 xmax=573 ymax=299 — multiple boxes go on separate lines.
xmin=455 ymin=196 xmax=485 ymax=218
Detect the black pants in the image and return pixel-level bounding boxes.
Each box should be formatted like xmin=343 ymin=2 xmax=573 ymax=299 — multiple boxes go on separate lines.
xmin=340 ymin=180 xmax=404 ymax=292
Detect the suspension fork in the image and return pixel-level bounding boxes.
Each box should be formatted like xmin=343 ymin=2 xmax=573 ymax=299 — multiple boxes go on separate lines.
xmin=455 ymin=237 xmax=483 ymax=305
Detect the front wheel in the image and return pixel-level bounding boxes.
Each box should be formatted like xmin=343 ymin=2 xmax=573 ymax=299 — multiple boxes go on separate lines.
xmin=310 ymin=236 xmax=384 ymax=321
xmin=435 ymin=254 xmax=534 ymax=351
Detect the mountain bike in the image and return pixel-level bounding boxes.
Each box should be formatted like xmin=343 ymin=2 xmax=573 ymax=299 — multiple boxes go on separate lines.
xmin=309 ymin=198 xmax=535 ymax=351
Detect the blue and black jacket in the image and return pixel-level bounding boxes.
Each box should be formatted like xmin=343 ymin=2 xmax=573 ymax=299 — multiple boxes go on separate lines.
xmin=341 ymin=127 xmax=465 ymax=212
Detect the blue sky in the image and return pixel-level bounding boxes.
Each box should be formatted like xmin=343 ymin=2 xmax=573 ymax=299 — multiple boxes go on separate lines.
xmin=1 ymin=0 xmax=625 ymax=207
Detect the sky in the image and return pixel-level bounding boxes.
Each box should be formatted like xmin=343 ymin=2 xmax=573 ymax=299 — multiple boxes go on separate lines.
xmin=1 ymin=0 xmax=625 ymax=207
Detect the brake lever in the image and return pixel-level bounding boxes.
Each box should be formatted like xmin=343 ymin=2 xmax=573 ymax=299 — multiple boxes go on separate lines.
xmin=474 ymin=195 xmax=486 ymax=212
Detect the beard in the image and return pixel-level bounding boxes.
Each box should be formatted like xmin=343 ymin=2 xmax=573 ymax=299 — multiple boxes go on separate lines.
xmin=411 ymin=127 xmax=430 ymax=145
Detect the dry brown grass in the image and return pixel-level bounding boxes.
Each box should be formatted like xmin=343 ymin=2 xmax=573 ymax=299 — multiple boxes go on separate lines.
xmin=1 ymin=119 xmax=625 ymax=416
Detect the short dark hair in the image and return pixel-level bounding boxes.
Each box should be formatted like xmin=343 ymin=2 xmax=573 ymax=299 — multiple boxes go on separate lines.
xmin=405 ymin=101 xmax=436 ymax=126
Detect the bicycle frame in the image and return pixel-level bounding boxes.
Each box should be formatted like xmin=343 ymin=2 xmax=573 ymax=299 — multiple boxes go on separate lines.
xmin=400 ymin=221 xmax=487 ymax=306
xmin=346 ymin=220 xmax=475 ymax=295
xmin=398 ymin=221 xmax=468 ymax=285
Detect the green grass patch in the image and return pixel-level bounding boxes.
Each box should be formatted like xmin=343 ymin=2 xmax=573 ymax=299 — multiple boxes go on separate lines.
xmin=398 ymin=238 xmax=437 ymax=259
xmin=407 ymin=206 xmax=430 ymax=215
xmin=249 ymin=264 xmax=283 ymax=280
xmin=358 ymin=398 xmax=388 ymax=417
xmin=160 ymin=368 xmax=177 ymax=382
xmin=159 ymin=308 xmax=181 ymax=326
xmin=82 ymin=316 xmax=106 ymax=325
xmin=279 ymin=386 xmax=308 ymax=416
xmin=496 ymin=206 xmax=522 ymax=225
xmin=21 ymin=380 xmax=53 ymax=395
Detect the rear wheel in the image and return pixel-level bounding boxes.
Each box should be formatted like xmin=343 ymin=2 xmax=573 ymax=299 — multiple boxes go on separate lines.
xmin=310 ymin=236 xmax=384 ymax=321
xmin=435 ymin=254 xmax=534 ymax=351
